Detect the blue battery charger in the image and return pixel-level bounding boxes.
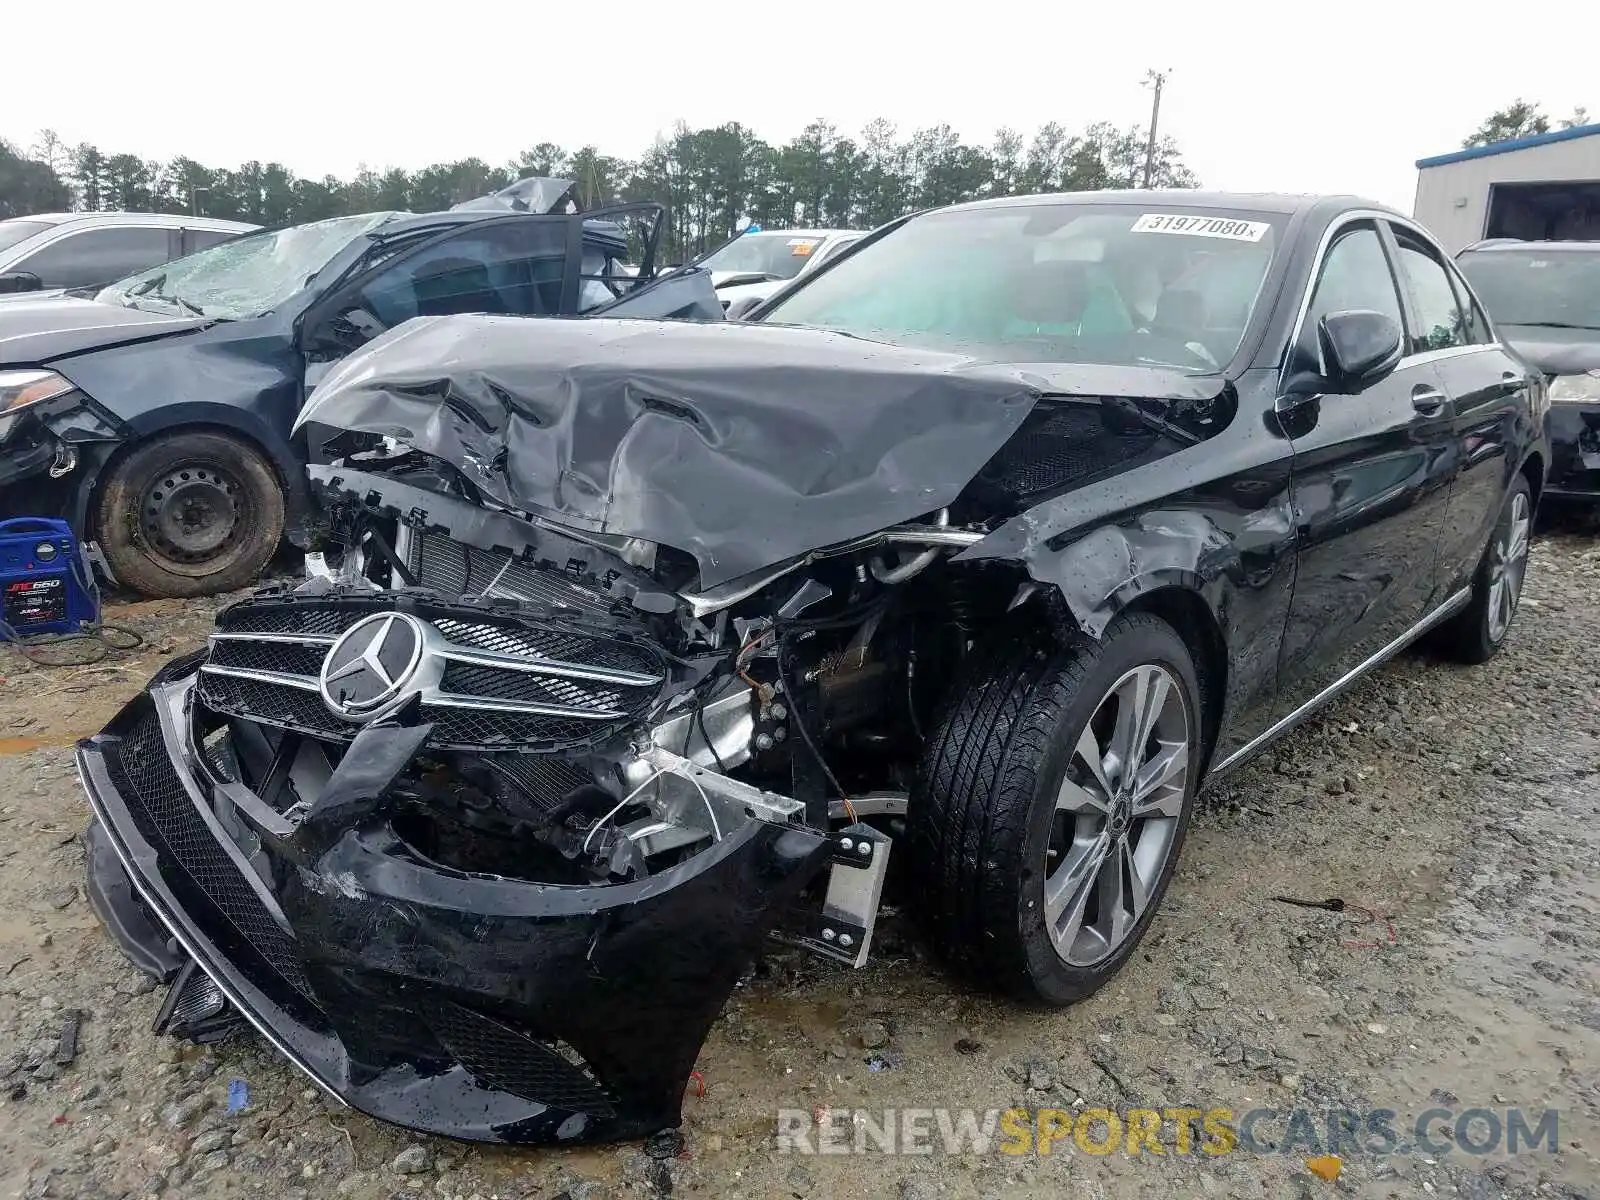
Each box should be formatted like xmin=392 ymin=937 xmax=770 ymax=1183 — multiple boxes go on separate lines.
xmin=0 ymin=517 xmax=100 ymax=640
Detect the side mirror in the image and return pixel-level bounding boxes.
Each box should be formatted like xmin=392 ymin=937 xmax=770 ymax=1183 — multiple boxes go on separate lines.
xmin=0 ymin=271 xmax=43 ymax=295
xmin=1317 ymin=309 xmax=1403 ymax=393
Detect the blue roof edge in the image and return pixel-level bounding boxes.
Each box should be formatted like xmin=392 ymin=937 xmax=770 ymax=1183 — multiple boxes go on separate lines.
xmin=1417 ymin=121 xmax=1600 ymax=170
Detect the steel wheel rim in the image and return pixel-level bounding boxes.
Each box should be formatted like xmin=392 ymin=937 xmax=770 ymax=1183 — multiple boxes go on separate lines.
xmin=1486 ymin=491 xmax=1530 ymax=645
xmin=139 ymin=460 xmax=249 ymax=572
xmin=1043 ymin=663 xmax=1193 ymax=968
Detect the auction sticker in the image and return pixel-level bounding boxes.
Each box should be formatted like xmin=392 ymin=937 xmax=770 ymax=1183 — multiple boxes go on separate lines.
xmin=1131 ymin=213 xmax=1270 ymax=242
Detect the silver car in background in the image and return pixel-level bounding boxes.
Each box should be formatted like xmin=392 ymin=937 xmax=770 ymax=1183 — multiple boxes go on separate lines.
xmin=0 ymin=211 xmax=258 ymax=297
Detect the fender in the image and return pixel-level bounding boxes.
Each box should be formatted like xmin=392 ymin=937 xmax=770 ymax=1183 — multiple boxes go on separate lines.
xmin=67 ymin=403 xmax=317 ymax=550
xmin=954 ymin=393 xmax=1301 ymax=763
xmin=50 ymin=316 xmax=318 ymax=550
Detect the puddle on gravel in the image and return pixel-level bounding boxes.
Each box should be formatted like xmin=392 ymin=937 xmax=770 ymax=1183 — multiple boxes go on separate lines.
xmin=0 ymin=734 xmax=85 ymax=756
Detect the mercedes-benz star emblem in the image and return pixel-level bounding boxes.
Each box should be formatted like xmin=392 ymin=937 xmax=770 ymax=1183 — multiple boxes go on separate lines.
xmin=319 ymin=612 xmax=426 ymax=720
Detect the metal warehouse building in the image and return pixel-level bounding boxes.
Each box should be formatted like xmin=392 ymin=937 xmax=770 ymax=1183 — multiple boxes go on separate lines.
xmin=1413 ymin=122 xmax=1600 ymax=253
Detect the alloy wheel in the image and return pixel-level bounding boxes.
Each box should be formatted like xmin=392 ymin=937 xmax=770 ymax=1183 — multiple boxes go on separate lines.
xmin=1486 ymin=490 xmax=1531 ymax=645
xmin=1044 ymin=663 xmax=1194 ymax=967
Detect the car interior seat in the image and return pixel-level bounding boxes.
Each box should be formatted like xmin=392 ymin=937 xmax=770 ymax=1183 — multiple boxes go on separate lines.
xmin=1149 ymin=286 xmax=1219 ymax=366
xmin=1002 ymin=260 xmax=1092 ymax=340
xmin=1151 ymin=287 xmax=1206 ymax=341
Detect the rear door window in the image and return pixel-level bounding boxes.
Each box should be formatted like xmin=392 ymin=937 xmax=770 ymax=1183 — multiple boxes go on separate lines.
xmin=1390 ymin=231 xmax=1470 ymax=354
xmin=14 ymin=226 xmax=176 ymax=289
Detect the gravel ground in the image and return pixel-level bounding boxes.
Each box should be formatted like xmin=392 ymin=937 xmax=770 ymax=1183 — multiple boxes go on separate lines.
xmin=0 ymin=534 xmax=1596 ymax=1200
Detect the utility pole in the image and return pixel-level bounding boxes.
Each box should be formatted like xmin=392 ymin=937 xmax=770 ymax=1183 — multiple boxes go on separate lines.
xmin=1141 ymin=69 xmax=1169 ymax=189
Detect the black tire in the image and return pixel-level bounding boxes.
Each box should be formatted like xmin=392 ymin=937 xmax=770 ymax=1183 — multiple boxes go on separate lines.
xmin=96 ymin=431 xmax=285 ymax=599
xmin=1436 ymin=475 xmax=1533 ymax=665
xmin=908 ymin=612 xmax=1205 ymax=1006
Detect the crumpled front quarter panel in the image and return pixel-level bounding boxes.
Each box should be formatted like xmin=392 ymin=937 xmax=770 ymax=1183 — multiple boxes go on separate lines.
xmin=958 ymin=373 xmax=1299 ymax=762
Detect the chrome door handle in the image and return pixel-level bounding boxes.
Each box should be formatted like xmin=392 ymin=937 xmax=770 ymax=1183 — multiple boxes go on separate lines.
xmin=1411 ymin=386 xmax=1447 ymax=415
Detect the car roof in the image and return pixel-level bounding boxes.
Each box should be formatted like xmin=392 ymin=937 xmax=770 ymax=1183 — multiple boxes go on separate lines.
xmin=939 ymin=190 xmax=1400 ymax=220
xmin=369 ymin=209 xmax=631 ymax=255
xmin=375 ymin=208 xmax=624 ymax=234
xmin=5 ymin=211 xmax=257 ymax=231
xmin=1459 ymin=238 xmax=1600 ymax=254
xmin=1 ymin=213 xmax=72 ymax=227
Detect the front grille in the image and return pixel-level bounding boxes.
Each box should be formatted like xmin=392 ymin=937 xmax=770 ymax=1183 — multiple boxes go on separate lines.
xmin=430 ymin=617 xmax=653 ymax=673
xmin=409 ymin=532 xmax=616 ymax=619
xmin=485 ymin=754 xmax=593 ymax=812
xmin=108 ymin=712 xmax=324 ymax=1018
xmin=421 ymin=999 xmax=615 ymax=1115
xmin=196 ymin=596 xmax=666 ymax=752
xmin=199 ymin=673 xmax=346 ymax=738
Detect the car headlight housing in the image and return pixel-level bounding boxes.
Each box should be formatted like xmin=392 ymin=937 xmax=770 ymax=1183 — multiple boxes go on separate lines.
xmin=0 ymin=369 xmax=75 ymax=414
xmin=1548 ymin=369 xmax=1600 ymax=404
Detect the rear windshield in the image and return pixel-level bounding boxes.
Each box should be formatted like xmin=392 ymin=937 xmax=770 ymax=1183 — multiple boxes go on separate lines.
xmin=1457 ymin=248 xmax=1600 ymax=332
xmin=0 ymin=219 xmax=54 ymax=256
xmin=758 ymin=204 xmax=1283 ymax=372
xmin=699 ymin=232 xmax=828 ymax=280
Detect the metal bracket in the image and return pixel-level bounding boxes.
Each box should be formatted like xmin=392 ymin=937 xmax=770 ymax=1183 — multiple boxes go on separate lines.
xmin=830 ymin=829 xmax=880 ymax=867
xmin=795 ymin=821 xmax=891 ymax=968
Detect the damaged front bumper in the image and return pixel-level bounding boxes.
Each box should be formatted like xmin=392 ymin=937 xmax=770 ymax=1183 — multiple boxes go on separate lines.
xmin=1545 ymin=404 xmax=1600 ymax=499
xmin=79 ymin=651 xmax=832 ymax=1144
xmin=0 ymin=385 xmax=126 ymax=490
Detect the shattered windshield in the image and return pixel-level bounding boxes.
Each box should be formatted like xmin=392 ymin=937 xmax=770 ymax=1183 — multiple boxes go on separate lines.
xmin=699 ymin=232 xmax=827 ymax=280
xmin=1457 ymin=249 xmax=1600 ymax=332
xmin=759 ymin=204 xmax=1283 ymax=371
xmin=96 ymin=212 xmax=400 ymax=320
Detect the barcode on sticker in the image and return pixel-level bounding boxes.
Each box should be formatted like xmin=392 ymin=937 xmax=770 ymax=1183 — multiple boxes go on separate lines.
xmin=1130 ymin=214 xmax=1270 ymax=242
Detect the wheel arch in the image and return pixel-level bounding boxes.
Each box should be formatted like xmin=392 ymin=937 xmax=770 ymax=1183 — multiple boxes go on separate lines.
xmin=78 ymin=415 xmax=309 ymax=552
xmin=1115 ymin=584 xmax=1229 ymax=773
xmin=971 ymin=514 xmax=1244 ymax=772
xmin=1518 ymin=448 xmax=1545 ymax=510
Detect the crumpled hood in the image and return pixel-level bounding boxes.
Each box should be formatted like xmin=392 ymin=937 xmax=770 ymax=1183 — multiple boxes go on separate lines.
xmin=296 ymin=314 xmax=1217 ymax=589
xmin=0 ymin=293 xmax=205 ymax=365
xmin=1497 ymin=325 xmax=1600 ymax=376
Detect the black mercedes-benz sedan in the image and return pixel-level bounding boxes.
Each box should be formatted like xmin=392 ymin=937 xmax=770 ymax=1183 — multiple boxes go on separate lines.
xmin=1456 ymin=237 xmax=1600 ymax=501
xmin=78 ymin=191 xmax=1546 ymax=1147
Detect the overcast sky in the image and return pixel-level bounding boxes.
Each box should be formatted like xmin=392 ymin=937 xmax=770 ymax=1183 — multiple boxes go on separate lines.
xmin=7 ymin=0 xmax=1591 ymax=214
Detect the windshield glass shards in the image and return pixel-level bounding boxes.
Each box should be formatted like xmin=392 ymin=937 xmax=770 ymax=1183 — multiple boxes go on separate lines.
xmin=759 ymin=204 xmax=1284 ymax=372
xmin=97 ymin=212 xmax=399 ymax=320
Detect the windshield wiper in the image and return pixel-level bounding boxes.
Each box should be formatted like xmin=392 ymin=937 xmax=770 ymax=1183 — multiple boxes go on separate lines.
xmin=125 ymin=290 xmax=206 ymax=319
xmin=165 ymin=294 xmax=206 ymax=319
xmin=1511 ymin=320 xmax=1599 ymax=331
xmin=122 ymin=272 xmax=206 ymax=318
